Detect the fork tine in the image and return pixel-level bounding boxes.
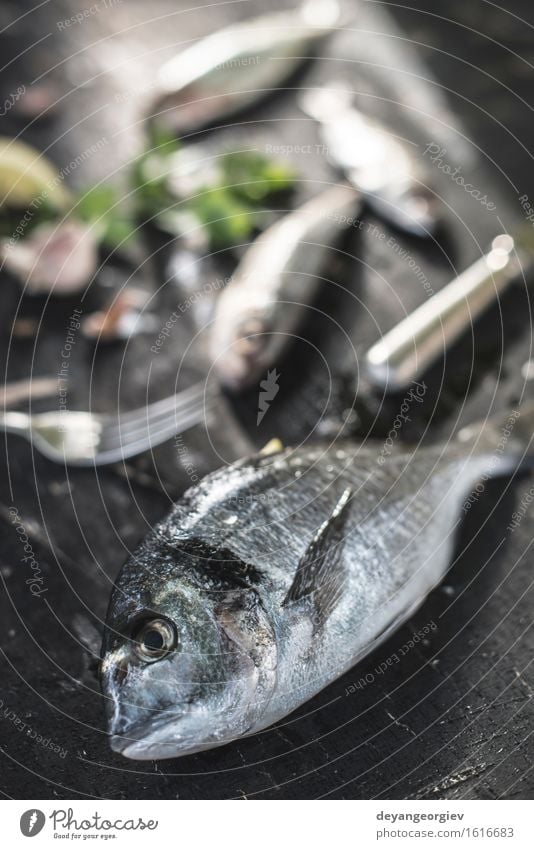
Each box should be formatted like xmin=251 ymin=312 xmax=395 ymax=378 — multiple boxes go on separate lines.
xmin=100 ymin=395 xmax=210 ymax=454
xmin=95 ymin=394 xmax=218 ymax=463
xmin=109 ymin=380 xmax=209 ymax=428
xmin=104 ymin=385 xmax=216 ymax=445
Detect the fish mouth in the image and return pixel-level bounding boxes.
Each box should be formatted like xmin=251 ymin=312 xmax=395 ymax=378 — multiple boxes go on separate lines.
xmin=111 ymin=733 xmax=220 ymax=761
xmin=110 ymin=714 xmax=242 ymax=761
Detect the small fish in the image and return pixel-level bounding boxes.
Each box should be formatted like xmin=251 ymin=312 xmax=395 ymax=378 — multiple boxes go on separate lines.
xmin=211 ymin=182 xmax=361 ymax=391
xmin=102 ymin=403 xmax=528 ymax=759
xmin=300 ymin=85 xmax=441 ymax=237
xmin=149 ymin=0 xmax=341 ymax=136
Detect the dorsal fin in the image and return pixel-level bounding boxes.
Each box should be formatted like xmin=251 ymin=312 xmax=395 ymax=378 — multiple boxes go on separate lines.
xmin=282 ymin=488 xmax=352 ymax=630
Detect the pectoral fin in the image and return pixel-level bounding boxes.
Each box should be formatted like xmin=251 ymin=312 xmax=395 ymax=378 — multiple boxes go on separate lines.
xmin=283 ymin=488 xmax=352 ymax=630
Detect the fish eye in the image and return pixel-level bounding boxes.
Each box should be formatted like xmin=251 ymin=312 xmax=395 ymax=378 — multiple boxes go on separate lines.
xmin=132 ymin=618 xmax=177 ymax=663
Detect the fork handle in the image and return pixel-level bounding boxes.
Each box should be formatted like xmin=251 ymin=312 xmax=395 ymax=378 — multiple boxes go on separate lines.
xmin=365 ymin=234 xmax=528 ymax=391
xmin=0 ymin=411 xmax=30 ymax=435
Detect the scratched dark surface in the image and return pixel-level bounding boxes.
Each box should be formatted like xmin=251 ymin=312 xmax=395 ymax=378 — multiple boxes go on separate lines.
xmin=1 ymin=0 xmax=534 ymax=799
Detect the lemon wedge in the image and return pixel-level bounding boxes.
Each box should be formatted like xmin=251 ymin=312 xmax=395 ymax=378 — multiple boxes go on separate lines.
xmin=0 ymin=137 xmax=71 ymax=209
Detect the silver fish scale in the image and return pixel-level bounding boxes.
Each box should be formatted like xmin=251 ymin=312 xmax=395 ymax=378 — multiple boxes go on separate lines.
xmin=257 ymin=448 xmax=486 ymax=724
xmin=148 ymin=442 xmax=488 ymax=729
xmin=104 ymin=408 xmax=533 ymax=758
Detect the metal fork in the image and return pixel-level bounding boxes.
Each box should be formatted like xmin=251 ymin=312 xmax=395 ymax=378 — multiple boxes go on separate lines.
xmin=0 ymin=380 xmax=218 ymax=466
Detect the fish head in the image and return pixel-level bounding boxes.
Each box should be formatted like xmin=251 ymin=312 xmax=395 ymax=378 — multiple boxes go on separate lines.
xmin=214 ymin=311 xmax=276 ymax=392
xmin=101 ymin=543 xmax=277 ymax=760
xmin=211 ymin=279 xmax=280 ymax=392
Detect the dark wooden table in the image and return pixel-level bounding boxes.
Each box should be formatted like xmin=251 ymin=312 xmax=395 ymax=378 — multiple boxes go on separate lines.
xmin=1 ymin=0 xmax=534 ymax=799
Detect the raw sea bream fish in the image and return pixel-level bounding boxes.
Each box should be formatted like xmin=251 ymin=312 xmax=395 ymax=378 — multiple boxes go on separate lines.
xmin=150 ymin=0 xmax=341 ymax=135
xmin=101 ymin=404 xmax=528 ymax=760
xmin=211 ymin=182 xmax=360 ymax=391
